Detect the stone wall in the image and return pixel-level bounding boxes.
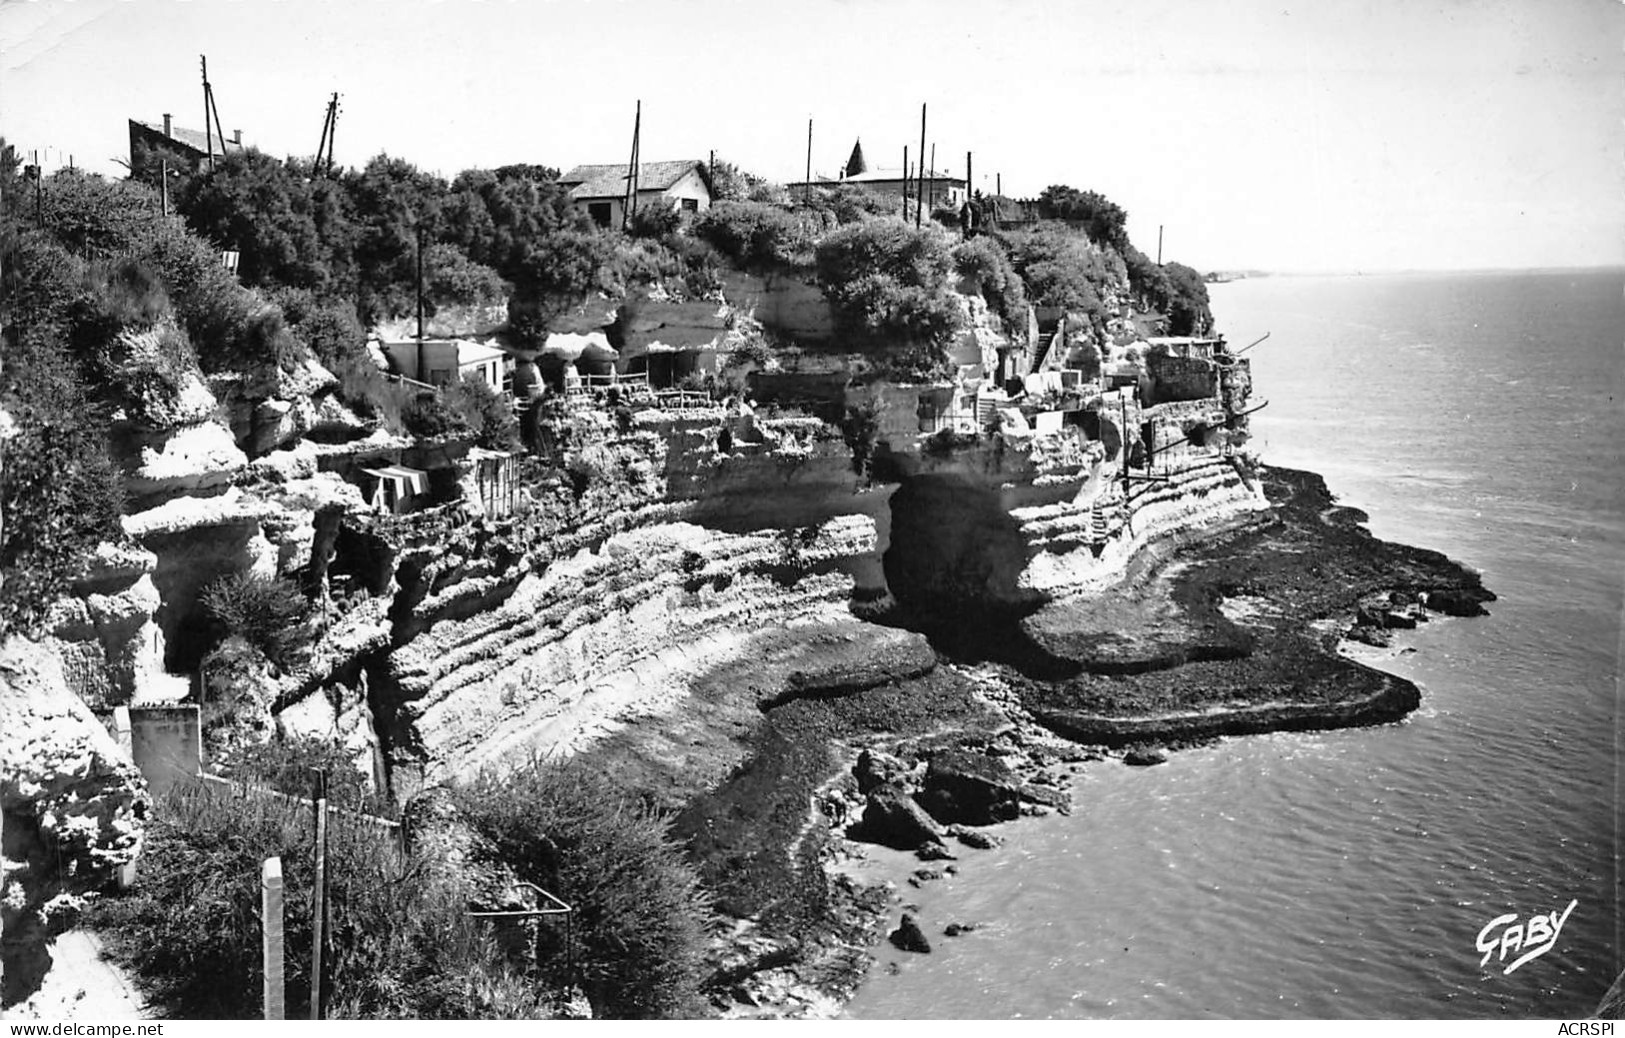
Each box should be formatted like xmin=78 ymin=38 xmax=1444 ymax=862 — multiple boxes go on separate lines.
xmin=1145 ymin=352 xmax=1218 ymax=404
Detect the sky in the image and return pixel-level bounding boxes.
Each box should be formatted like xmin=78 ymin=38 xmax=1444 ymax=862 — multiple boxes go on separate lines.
xmin=2 ymin=0 xmax=1621 ymax=273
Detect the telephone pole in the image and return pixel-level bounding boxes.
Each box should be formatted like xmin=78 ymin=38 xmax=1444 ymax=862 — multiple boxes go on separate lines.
xmin=916 ymin=103 xmax=926 ymax=229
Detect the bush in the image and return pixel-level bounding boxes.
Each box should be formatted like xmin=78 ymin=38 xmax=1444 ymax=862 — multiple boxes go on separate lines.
xmin=454 ymin=759 xmax=714 ymax=1019
xmin=690 ymin=200 xmax=817 ymax=272
xmin=1005 ymin=223 xmax=1123 ymax=313
xmin=214 ymin=734 xmax=391 ymax=818
xmin=443 ymin=375 xmax=519 ymax=449
xmin=401 ymin=391 xmax=470 ymax=441
xmin=814 ymin=220 xmax=963 ymax=355
xmin=200 ymin=572 xmax=311 ymax=672
xmin=0 ymin=330 xmax=123 ymax=638
xmin=426 ymin=242 xmax=508 ymax=309
xmin=952 ymin=236 xmax=1026 ymax=323
xmin=626 ymin=204 xmax=682 ymax=241
xmin=506 ymin=229 xmax=618 ymax=346
xmin=37 ymin=171 xmax=161 ymax=259
xmin=90 ymin=781 xmax=544 ymax=1019
xmin=801 ymin=183 xmax=895 ymax=225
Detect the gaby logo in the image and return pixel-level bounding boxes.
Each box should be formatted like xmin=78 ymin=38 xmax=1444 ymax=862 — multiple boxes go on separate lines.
xmin=1476 ymin=899 xmax=1577 ymax=975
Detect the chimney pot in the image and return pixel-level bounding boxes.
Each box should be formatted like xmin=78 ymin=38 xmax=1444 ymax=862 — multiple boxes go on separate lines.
xmin=233 ymin=129 xmax=241 ymax=146
xmin=162 ymin=113 xmax=172 ymax=136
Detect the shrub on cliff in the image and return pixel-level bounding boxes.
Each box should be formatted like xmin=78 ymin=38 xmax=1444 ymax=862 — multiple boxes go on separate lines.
xmin=443 ymin=375 xmax=519 ymax=450
xmin=505 ymin=229 xmax=618 ymax=346
xmin=814 ymin=220 xmax=963 ymax=358
xmin=454 ymin=760 xmax=714 ymax=1019
xmin=91 ymin=781 xmax=545 ymax=1019
xmin=200 ymin=572 xmax=312 ymax=672
xmin=1036 ymin=184 xmax=1130 ymax=252
xmin=952 ymin=236 xmax=1026 ymax=323
xmin=0 ymin=328 xmax=123 ymax=638
xmin=691 ymin=200 xmax=817 ymax=272
xmin=1004 ymin=223 xmax=1124 ymax=318
xmin=626 ymin=203 xmax=683 ymax=241
xmin=213 ymin=734 xmax=391 ymax=817
xmin=802 ymin=183 xmax=896 ymax=225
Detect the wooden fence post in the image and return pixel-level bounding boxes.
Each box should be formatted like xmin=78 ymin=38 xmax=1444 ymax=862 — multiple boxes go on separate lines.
xmin=262 ymin=856 xmax=285 ymax=1020
xmin=311 ymin=770 xmax=328 ymax=1019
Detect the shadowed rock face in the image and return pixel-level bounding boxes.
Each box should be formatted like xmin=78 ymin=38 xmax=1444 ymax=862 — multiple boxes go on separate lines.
xmin=883 ymin=474 xmax=1036 ymax=618
xmin=1 ymin=637 xmax=149 ymax=1008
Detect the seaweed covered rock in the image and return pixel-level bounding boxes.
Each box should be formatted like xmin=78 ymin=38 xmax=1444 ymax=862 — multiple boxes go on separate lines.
xmin=853 ymin=747 xmax=909 ymax=794
xmin=888 ymin=914 xmax=932 ymax=954
xmin=916 ymin=748 xmax=1022 ymax=826
xmin=850 ymin=785 xmax=941 ymax=850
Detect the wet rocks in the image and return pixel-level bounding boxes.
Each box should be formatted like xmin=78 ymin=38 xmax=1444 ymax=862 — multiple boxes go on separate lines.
xmin=1123 ymin=746 xmax=1168 ymax=767
xmin=889 ymin=914 xmax=932 ymax=954
xmin=915 ymin=839 xmax=957 ymax=861
xmin=916 ymin=749 xmax=1023 ymax=826
xmin=1425 ymin=588 xmax=1491 ymax=617
xmin=1019 ymin=779 xmax=1073 ymax=811
xmin=849 ymin=785 xmax=941 ymax=850
xmin=854 ymin=747 xmax=909 ymax=795
xmin=908 ymin=867 xmax=944 ymax=887
xmin=946 ymin=824 xmax=1003 ymax=850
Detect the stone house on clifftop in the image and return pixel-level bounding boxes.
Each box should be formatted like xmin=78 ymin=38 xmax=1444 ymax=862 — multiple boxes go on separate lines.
xmin=128 ymin=114 xmax=246 ymax=180
xmin=558 ymin=159 xmax=712 ymax=229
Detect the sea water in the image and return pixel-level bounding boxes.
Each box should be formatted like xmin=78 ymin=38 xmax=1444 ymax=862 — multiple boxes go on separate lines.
xmin=845 ymin=269 xmax=1623 ymax=1019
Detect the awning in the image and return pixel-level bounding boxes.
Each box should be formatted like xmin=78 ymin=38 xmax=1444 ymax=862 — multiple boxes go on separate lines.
xmin=540 ymin=331 xmax=619 ymax=363
xmin=360 ymin=465 xmax=428 ymax=494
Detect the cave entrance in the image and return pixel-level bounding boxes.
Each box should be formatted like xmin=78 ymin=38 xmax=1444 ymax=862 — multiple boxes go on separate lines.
xmin=882 ymin=473 xmax=1034 ymax=628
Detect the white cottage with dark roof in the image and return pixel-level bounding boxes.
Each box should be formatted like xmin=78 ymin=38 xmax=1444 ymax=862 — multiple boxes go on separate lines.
xmin=557 ymin=159 xmax=712 ymax=229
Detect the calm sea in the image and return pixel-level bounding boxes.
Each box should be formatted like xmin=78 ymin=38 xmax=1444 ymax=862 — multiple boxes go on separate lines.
xmin=845 ymin=269 xmax=1624 ymax=1019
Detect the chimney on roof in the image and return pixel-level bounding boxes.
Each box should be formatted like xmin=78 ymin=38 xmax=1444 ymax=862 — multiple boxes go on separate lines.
xmin=233 ymin=129 xmax=242 ymax=146
xmin=162 ymin=113 xmax=172 ymax=136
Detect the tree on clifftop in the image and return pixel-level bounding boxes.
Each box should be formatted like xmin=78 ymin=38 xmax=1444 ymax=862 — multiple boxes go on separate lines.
xmin=1037 ymin=185 xmax=1130 ymax=253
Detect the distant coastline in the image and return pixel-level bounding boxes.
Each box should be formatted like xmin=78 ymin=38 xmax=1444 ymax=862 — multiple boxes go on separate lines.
xmin=1208 ymin=263 xmax=1625 ymax=282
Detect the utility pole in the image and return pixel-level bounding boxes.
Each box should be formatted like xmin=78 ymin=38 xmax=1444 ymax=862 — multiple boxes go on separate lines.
xmin=315 ymin=93 xmax=339 ymax=176
xmin=901 ymin=146 xmax=909 ymax=219
xmin=996 ymin=172 xmax=1001 ymax=198
xmin=415 ymin=223 xmax=426 ymax=343
xmin=316 ymin=102 xmax=331 ymax=175
xmin=622 ymin=100 xmax=640 ymax=231
xmin=325 ymin=95 xmax=338 ymax=176
xmin=804 ymin=117 xmax=813 ymax=203
xmin=916 ymin=103 xmax=926 ymax=230
xmin=1157 ymin=225 xmax=1164 ymax=266
xmin=31 ymin=150 xmax=41 ymax=228
xmin=310 ymin=770 xmax=328 ymax=1020
xmin=160 ymin=159 xmax=169 ymax=217
xmin=928 ymin=142 xmax=936 ymax=210
xmin=201 ymin=55 xmax=216 ymax=172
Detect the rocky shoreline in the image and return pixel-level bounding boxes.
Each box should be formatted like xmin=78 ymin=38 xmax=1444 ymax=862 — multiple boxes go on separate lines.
xmin=656 ymin=463 xmax=1494 ymax=1018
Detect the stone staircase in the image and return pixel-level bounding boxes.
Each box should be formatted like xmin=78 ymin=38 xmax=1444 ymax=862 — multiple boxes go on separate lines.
xmin=1030 ymin=330 xmax=1058 ymax=374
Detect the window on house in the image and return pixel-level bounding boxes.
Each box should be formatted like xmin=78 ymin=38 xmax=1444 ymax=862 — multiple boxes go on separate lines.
xmin=680 ymin=197 xmax=699 ymax=213
xmin=588 ymin=202 xmax=612 ymax=227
